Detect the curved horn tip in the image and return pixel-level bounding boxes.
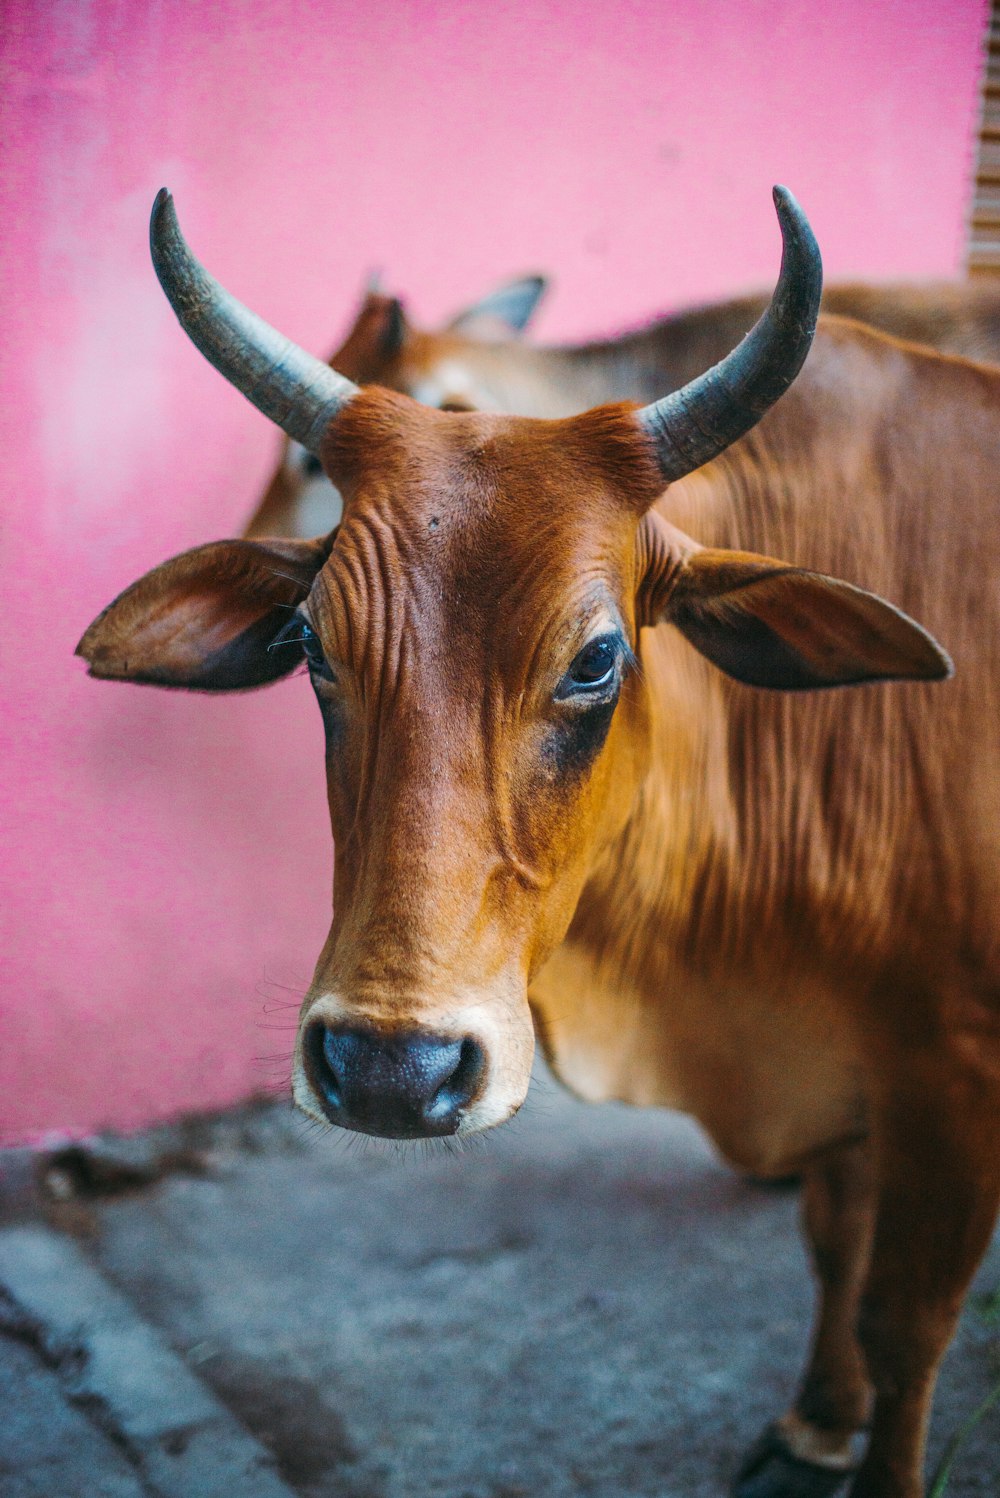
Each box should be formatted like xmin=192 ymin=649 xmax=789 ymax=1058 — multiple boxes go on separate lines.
xmin=772 ymin=184 xmax=797 ymax=237
xmin=149 ymin=189 xmax=181 ymax=275
xmin=770 ymin=185 xmax=820 ymax=261
xmin=636 ymin=184 xmax=823 ymax=487
xmin=771 ymin=184 xmax=806 ymax=223
xmin=144 ymin=185 xmax=359 ymax=450
xmin=150 ymin=187 xmax=173 ymax=234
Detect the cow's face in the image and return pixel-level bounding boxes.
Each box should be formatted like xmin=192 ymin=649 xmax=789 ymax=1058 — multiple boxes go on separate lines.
xmin=291 ymin=393 xmax=667 ymax=1135
xmin=245 ymin=278 xmax=549 ymax=540
xmin=79 ymin=391 xmax=669 ymax=1137
xmin=78 ymin=186 xmax=950 ymax=1141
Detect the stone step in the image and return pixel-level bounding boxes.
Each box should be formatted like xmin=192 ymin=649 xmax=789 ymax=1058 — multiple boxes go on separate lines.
xmin=0 ymin=1224 xmax=298 ymax=1498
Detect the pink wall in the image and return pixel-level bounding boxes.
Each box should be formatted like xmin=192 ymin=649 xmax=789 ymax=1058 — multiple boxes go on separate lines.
xmin=1 ymin=0 xmax=986 ymax=1145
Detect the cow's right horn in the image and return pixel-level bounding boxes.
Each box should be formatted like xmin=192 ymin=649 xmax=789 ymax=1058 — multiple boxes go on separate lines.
xmin=150 ymin=190 xmax=359 ymax=455
xmin=638 ymin=186 xmax=823 ymax=482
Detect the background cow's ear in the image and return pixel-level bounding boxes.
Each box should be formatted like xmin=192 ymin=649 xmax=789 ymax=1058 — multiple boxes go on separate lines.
xmin=654 ymin=542 xmax=952 ymax=690
xmin=76 ymin=534 xmax=335 ymax=692
xmin=376 ymin=295 xmax=408 ymax=357
xmin=447 ymin=274 xmax=549 ymax=337
xmin=332 ymin=292 xmax=410 ymax=375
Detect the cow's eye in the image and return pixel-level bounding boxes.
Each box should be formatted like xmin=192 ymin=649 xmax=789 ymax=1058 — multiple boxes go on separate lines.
xmin=299 ymin=621 xmax=328 ymax=671
xmin=566 ymin=637 xmax=617 ymax=691
xmin=269 ymin=617 xmax=330 ymax=678
xmin=301 ymin=453 xmax=324 ymax=477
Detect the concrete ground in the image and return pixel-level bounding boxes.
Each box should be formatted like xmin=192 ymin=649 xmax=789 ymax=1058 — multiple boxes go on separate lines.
xmin=1 ymin=1068 xmax=998 ymax=1498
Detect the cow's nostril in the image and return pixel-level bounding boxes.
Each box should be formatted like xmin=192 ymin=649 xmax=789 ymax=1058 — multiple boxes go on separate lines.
xmin=305 ymin=1025 xmax=486 ymax=1138
xmin=318 ymin=1028 xmax=347 ymax=1108
xmin=425 ymin=1037 xmax=485 ymax=1124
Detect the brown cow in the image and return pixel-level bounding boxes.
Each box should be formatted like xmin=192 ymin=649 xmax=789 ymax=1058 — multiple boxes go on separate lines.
xmin=78 ymin=189 xmax=1000 ymax=1498
xmin=245 ymin=268 xmax=1000 ymax=540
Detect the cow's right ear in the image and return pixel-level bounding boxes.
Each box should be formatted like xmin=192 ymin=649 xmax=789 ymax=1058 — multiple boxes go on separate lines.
xmin=638 ymin=513 xmax=952 ymax=689
xmin=76 ymin=534 xmax=335 ymax=691
xmin=447 ymin=274 xmax=549 ymax=337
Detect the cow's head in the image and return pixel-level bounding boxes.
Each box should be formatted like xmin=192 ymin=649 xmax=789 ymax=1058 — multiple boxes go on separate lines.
xmin=244 ymin=272 xmax=548 ymax=538
xmin=78 ymin=190 xmax=950 ymax=1139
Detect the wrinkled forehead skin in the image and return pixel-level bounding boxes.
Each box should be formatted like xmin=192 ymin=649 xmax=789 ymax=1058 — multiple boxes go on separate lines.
xmin=315 ymin=388 xmax=664 ymax=680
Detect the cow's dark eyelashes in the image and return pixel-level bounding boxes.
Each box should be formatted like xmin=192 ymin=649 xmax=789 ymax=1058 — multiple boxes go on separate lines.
xmin=299 ymin=622 xmax=335 ymax=680
xmin=299 ymin=622 xmax=323 ymax=663
xmin=268 ymin=617 xmax=332 ymax=679
xmin=268 ymin=617 xmax=305 ymax=652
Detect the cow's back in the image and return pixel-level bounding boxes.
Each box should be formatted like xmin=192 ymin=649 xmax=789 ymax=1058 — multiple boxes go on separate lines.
xmin=822 ymin=280 xmax=1000 ymax=367
xmin=631 ymin=282 xmax=1000 ymax=399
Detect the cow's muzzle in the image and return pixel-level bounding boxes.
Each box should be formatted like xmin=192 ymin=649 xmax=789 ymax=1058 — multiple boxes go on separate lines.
xmin=303 ymin=1023 xmax=487 ymax=1138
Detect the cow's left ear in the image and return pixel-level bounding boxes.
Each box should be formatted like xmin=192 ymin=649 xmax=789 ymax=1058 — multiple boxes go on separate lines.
xmin=641 ymin=518 xmax=951 ymax=689
xmin=76 ymin=534 xmax=335 ymax=691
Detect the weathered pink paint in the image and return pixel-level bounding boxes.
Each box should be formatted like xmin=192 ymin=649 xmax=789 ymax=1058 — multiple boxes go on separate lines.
xmin=0 ymin=0 xmax=986 ymax=1144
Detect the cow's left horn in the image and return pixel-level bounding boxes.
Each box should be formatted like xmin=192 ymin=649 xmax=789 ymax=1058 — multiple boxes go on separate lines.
xmin=638 ymin=186 xmax=822 ymax=481
xmin=150 ymin=190 xmax=359 ymax=454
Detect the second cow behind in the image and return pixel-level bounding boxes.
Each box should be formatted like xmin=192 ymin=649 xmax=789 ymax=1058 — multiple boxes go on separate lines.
xmin=246 ymin=260 xmax=1000 ymax=539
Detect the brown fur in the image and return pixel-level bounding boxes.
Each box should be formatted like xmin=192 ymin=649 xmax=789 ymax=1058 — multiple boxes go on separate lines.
xmin=78 ymin=319 xmax=1000 ymax=1497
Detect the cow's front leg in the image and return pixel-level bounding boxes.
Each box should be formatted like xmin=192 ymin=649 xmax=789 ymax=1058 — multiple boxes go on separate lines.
xmin=847 ymin=1054 xmax=1000 ymax=1498
xmin=734 ymin=1139 xmax=875 ymax=1498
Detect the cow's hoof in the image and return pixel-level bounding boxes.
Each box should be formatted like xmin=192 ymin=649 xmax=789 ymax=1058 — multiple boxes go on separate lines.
xmin=732 ymin=1423 xmax=854 ymax=1498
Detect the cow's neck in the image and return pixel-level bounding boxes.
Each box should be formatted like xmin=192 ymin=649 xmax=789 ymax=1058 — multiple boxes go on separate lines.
xmin=528 ymin=625 xmax=870 ymax=1171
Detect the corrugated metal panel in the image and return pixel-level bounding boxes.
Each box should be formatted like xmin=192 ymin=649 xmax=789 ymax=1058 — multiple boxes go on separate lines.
xmin=968 ymin=2 xmax=1000 ymax=274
